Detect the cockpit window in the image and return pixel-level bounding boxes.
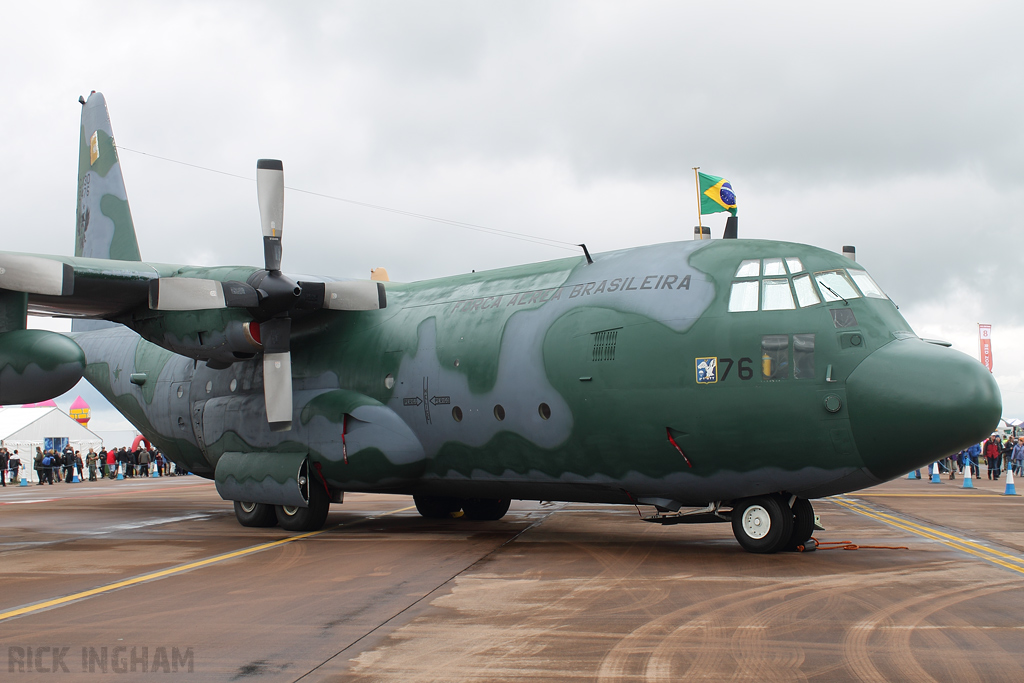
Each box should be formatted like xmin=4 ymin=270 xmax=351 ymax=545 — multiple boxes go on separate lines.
xmin=831 ymin=308 xmax=858 ymax=328
xmin=793 ymin=334 xmax=815 ymax=379
xmin=728 ymin=281 xmax=759 ymax=312
xmin=792 ymin=274 xmax=820 ymax=307
xmin=785 ymin=257 xmax=804 ymax=274
xmin=848 ymin=270 xmax=887 ymax=299
xmin=763 ymin=258 xmax=786 ymax=276
xmin=814 ymin=270 xmax=861 ymax=302
xmin=735 ymin=259 xmax=760 ymax=278
xmin=762 ymin=278 xmax=795 ymax=310
xmin=761 ymin=335 xmax=789 ymax=380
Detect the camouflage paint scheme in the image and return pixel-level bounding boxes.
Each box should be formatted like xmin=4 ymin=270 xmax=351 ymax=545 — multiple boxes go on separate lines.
xmin=1 ymin=92 xmax=1002 ymax=518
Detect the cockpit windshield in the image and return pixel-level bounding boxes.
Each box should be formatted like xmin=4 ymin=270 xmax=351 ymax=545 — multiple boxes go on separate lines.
xmin=848 ymin=270 xmax=887 ymax=299
xmin=814 ymin=270 xmax=861 ymax=302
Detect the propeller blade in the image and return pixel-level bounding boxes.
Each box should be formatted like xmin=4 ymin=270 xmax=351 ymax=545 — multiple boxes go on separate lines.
xmin=0 ymin=255 xmax=73 ymax=296
xmin=256 ymin=159 xmax=284 ymax=272
xmin=314 ymin=280 xmax=387 ymax=311
xmin=148 ymin=279 xmax=259 ymax=311
xmin=260 ymin=317 xmax=292 ymax=431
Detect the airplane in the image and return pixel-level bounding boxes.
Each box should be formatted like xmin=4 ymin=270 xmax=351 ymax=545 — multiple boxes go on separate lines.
xmin=0 ymin=92 xmax=1000 ymax=553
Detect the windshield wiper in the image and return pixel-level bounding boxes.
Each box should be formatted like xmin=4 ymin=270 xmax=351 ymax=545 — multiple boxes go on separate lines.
xmin=819 ymin=281 xmax=848 ymax=305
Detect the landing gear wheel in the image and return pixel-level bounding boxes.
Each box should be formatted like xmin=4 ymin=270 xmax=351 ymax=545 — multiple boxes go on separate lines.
xmin=233 ymin=500 xmax=277 ymax=527
xmin=731 ymin=495 xmax=793 ymax=554
xmin=783 ymin=498 xmax=814 ymax=552
xmin=461 ymin=498 xmax=511 ymax=521
xmin=414 ymin=495 xmax=462 ymax=519
xmin=276 ymin=483 xmax=330 ymax=532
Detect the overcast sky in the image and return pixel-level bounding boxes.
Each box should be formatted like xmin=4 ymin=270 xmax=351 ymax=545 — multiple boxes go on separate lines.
xmin=5 ymin=1 xmax=1024 ymax=430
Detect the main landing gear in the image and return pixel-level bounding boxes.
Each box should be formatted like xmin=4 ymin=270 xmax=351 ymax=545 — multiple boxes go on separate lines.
xmin=231 ymin=482 xmax=332 ymax=532
xmin=413 ymin=494 xmax=511 ymax=521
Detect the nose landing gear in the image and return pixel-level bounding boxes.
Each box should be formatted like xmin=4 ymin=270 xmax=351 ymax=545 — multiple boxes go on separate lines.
xmin=730 ymin=495 xmax=816 ymax=554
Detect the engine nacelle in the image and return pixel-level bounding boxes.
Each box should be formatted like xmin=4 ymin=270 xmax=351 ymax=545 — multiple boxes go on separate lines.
xmin=0 ymin=329 xmax=85 ymax=404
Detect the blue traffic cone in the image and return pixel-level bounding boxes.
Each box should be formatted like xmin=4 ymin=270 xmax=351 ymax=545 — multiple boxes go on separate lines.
xmin=907 ymin=471 xmax=916 ymax=480
xmin=962 ymin=463 xmax=974 ymax=489
xmin=152 ymin=466 xmax=160 ymax=478
xmin=19 ymin=476 xmax=27 ymax=486
xmin=116 ymin=464 xmax=124 ymax=480
xmin=930 ymin=462 xmax=941 ymax=483
xmin=72 ymin=472 xmax=80 ymax=483
xmin=1003 ymin=469 xmax=1018 ymax=496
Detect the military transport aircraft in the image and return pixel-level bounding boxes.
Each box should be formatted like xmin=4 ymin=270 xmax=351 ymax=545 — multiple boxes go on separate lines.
xmin=0 ymin=92 xmax=1001 ymax=553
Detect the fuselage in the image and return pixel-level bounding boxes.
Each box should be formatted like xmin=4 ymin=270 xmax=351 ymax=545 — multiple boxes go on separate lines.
xmin=72 ymin=238 xmax=1001 ymax=507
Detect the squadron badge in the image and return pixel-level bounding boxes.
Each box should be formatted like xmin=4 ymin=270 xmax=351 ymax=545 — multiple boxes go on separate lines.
xmin=695 ymin=357 xmax=718 ymax=384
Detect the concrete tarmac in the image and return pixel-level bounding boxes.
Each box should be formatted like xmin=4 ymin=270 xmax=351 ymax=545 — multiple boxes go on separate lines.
xmin=1 ymin=470 xmax=1023 ymax=682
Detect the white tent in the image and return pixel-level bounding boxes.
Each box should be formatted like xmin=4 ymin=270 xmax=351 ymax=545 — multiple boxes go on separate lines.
xmin=0 ymin=407 xmax=104 ymax=483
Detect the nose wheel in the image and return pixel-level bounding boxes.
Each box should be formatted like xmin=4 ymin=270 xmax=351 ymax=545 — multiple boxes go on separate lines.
xmin=731 ymin=495 xmax=793 ymax=553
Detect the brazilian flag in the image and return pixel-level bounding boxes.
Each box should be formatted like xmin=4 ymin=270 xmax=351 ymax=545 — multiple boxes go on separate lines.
xmin=698 ymin=172 xmax=737 ymax=216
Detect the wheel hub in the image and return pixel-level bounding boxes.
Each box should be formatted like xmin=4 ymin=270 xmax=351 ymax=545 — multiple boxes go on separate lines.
xmin=742 ymin=505 xmax=771 ymax=539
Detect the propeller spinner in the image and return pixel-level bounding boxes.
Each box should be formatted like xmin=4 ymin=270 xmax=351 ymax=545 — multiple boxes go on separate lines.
xmin=147 ymin=159 xmax=386 ymax=432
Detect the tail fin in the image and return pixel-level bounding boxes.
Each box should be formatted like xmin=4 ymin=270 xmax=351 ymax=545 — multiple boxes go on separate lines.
xmin=76 ymin=91 xmax=141 ymax=261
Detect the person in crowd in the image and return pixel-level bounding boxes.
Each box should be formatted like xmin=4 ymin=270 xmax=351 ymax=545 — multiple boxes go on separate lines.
xmin=86 ymin=448 xmax=98 ymax=481
xmin=138 ymin=447 xmax=151 ymax=477
xmin=8 ymin=451 xmax=21 ymax=483
xmin=155 ymin=451 xmax=165 ymax=476
xmin=984 ymin=434 xmax=1002 ymax=480
xmin=967 ymin=441 xmax=982 ymax=478
xmin=107 ymin=448 xmax=117 ymax=479
xmin=1002 ymin=435 xmax=1015 ymax=477
xmin=1012 ymin=437 xmax=1024 ymax=477
xmin=75 ymin=451 xmax=84 ymax=482
xmin=0 ymin=447 xmax=8 ymax=486
xmin=34 ymin=447 xmax=44 ymax=485
xmin=61 ymin=447 xmax=74 ymax=483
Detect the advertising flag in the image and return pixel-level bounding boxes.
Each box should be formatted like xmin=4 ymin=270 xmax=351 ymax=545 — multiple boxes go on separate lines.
xmin=979 ymin=324 xmax=993 ymax=373
xmin=698 ymin=172 xmax=737 ymax=216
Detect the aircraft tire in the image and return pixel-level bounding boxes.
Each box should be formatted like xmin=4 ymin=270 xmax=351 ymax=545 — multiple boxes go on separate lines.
xmin=461 ymin=497 xmax=511 ymax=521
xmin=783 ymin=498 xmax=815 ymax=552
xmin=233 ymin=500 xmax=277 ymax=527
xmin=414 ymin=494 xmax=462 ymax=519
xmin=276 ymin=484 xmax=330 ymax=532
xmin=731 ymin=495 xmax=793 ymax=554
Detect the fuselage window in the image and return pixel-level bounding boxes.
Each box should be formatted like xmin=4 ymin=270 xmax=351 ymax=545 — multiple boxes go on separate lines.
xmin=785 ymin=257 xmax=804 ymax=274
xmin=848 ymin=270 xmax=888 ymax=299
xmin=728 ymin=280 xmax=759 ymax=312
xmin=814 ymin=270 xmax=861 ymax=302
xmin=763 ymin=258 xmax=786 ymax=276
xmin=761 ymin=335 xmax=789 ymax=380
xmin=792 ymin=274 xmax=820 ymax=307
xmin=793 ymin=333 xmax=815 ymax=379
xmin=762 ymin=278 xmax=795 ymax=310
xmin=735 ymin=259 xmax=760 ymax=278
xmin=831 ymin=308 xmax=858 ymax=328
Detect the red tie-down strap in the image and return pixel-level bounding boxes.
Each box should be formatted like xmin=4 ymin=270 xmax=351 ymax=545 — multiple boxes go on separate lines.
xmin=666 ymin=428 xmax=693 ymax=468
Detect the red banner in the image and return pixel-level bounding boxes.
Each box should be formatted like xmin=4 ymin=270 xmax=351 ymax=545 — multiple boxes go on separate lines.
xmin=979 ymin=324 xmax=993 ymax=373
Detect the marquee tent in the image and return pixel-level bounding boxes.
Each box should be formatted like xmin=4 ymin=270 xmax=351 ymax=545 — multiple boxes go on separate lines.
xmin=0 ymin=407 xmax=104 ymax=483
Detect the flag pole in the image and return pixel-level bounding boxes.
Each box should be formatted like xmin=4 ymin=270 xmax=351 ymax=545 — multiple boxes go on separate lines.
xmin=693 ymin=167 xmax=703 ymax=239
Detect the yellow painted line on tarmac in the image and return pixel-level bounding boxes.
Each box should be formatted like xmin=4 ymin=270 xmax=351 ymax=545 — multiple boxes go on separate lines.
xmin=855 ymin=493 xmax=1003 ymax=498
xmin=834 ymin=497 xmax=1024 ymax=576
xmin=0 ymin=505 xmax=416 ymax=623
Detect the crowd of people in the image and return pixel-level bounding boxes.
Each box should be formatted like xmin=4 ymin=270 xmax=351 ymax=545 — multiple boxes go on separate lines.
xmin=918 ymin=433 xmax=1024 ymax=480
xmin=0 ymin=443 xmax=189 ymax=486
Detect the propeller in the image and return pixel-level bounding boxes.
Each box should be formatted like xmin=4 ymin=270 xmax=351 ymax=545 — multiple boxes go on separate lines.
xmin=146 ymin=159 xmax=387 ymax=432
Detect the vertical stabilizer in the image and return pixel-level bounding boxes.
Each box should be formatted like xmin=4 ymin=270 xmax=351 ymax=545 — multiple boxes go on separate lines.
xmin=76 ymin=92 xmax=141 ymax=261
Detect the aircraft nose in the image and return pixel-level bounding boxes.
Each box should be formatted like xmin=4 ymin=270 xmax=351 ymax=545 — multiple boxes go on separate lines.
xmin=846 ymin=339 xmax=1001 ymax=481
